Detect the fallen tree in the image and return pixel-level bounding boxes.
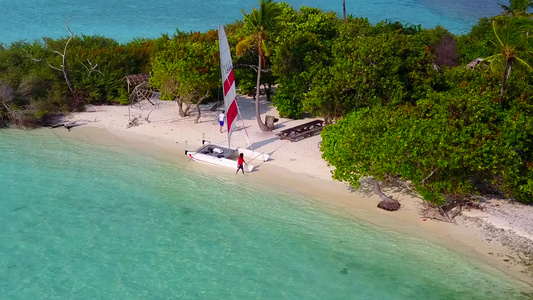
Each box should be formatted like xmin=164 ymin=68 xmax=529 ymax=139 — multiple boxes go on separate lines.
xmin=374 ymin=183 xmax=401 ymax=211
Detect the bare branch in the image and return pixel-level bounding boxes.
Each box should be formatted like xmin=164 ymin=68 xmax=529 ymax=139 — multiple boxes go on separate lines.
xmin=235 ymin=63 xmax=272 ymax=73
xmin=420 ymin=202 xmax=456 ymax=223
xmin=79 ymin=59 xmax=104 ymax=77
xmin=25 ymin=21 xmax=75 ymax=94
xmin=65 ymin=21 xmax=74 ymax=37
xmin=145 ymin=108 xmax=155 ymax=123
xmin=421 ymin=168 xmax=439 ymax=186
xmin=0 ymin=82 xmax=15 ymax=103
xmin=22 ymin=48 xmax=44 ymax=63
xmin=46 ymin=61 xmax=62 ymax=72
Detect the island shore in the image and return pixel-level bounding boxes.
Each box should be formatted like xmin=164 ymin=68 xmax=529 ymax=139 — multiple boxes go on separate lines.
xmin=51 ymin=96 xmax=533 ymax=289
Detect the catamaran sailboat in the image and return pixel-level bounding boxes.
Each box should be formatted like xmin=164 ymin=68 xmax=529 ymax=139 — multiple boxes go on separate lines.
xmin=184 ymin=25 xmax=269 ymax=172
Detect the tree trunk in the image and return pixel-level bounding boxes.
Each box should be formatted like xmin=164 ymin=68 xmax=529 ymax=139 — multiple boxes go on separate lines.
xmin=60 ymin=27 xmax=74 ymax=94
xmin=374 ymin=183 xmax=401 ymax=211
xmin=176 ymin=98 xmax=186 ymax=117
xmin=183 ymin=103 xmax=191 ymax=116
xmin=255 ymin=54 xmax=270 ymax=131
xmin=62 ymin=62 xmax=73 ymax=94
xmin=194 ymin=94 xmax=208 ymax=123
xmin=263 ymin=82 xmax=271 ymax=101
xmin=194 ymin=103 xmax=201 ymax=123
xmin=343 ymin=0 xmax=347 ymax=24
xmin=499 ymin=59 xmax=511 ymax=108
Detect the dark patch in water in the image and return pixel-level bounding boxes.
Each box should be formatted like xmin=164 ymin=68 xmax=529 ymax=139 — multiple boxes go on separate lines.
xmin=340 ymin=268 xmax=348 ymax=275
xmin=12 ymin=206 xmax=27 ymax=211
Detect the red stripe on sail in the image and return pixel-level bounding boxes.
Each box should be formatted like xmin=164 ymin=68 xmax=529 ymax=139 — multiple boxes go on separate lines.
xmin=223 ymin=69 xmax=235 ymax=96
xmin=226 ymin=98 xmax=238 ymax=133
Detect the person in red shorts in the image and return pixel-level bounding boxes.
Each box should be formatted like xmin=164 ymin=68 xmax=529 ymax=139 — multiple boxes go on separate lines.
xmin=236 ymin=153 xmax=246 ymax=174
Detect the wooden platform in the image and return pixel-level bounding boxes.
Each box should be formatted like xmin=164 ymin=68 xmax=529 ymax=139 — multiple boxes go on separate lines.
xmin=276 ymin=120 xmax=324 ymax=142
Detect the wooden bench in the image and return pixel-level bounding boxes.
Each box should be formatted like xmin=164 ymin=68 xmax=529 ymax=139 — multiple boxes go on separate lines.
xmin=276 ymin=120 xmax=324 ymax=142
xmin=288 ymin=126 xmax=323 ymax=142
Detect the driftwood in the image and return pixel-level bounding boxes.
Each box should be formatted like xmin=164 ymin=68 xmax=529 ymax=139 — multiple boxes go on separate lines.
xmin=50 ymin=122 xmax=66 ymax=128
xmin=65 ymin=122 xmax=86 ymax=131
xmin=145 ymin=108 xmax=155 ymax=123
xmin=50 ymin=121 xmax=87 ymax=131
xmin=374 ymin=183 xmax=401 ymax=211
xmin=127 ymin=116 xmax=140 ymax=128
xmin=127 ymin=107 xmax=141 ymax=127
xmin=420 ymin=202 xmax=462 ymax=224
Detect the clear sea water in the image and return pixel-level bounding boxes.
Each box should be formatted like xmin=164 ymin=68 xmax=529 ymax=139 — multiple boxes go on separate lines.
xmin=0 ymin=0 xmax=500 ymax=46
xmin=1 ymin=129 xmax=531 ymax=299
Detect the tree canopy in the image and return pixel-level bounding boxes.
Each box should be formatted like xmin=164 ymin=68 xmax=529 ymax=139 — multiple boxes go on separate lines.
xmin=150 ymin=30 xmax=220 ymax=121
xmin=237 ymin=0 xmax=282 ymax=131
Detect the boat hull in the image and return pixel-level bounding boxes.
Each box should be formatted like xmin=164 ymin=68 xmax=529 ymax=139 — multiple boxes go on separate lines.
xmin=185 ymin=141 xmax=269 ymax=173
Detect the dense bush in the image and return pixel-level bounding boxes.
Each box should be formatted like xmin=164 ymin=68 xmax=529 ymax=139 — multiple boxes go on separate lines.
xmin=321 ymin=67 xmax=533 ymax=204
xmin=271 ymin=5 xmax=341 ymax=118
xmin=150 ymin=31 xmax=220 ymax=120
xmin=0 ymin=35 xmax=153 ymax=126
xmin=456 ymin=18 xmax=494 ymax=64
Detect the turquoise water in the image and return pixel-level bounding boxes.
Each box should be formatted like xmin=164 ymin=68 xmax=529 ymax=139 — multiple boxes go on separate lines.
xmin=0 ymin=129 xmax=530 ymax=299
xmin=0 ymin=0 xmax=500 ymax=45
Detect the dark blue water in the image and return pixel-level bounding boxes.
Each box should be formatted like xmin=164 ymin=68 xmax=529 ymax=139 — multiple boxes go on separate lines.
xmin=0 ymin=0 xmax=500 ymax=45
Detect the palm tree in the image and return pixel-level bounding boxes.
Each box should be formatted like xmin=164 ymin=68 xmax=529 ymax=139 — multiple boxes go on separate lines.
xmin=237 ymin=0 xmax=281 ymax=131
xmin=498 ymin=0 xmax=532 ymax=16
xmin=486 ymin=18 xmax=533 ymax=106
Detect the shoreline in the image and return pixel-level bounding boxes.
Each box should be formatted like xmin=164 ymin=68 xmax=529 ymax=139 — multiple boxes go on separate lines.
xmin=50 ymin=98 xmax=533 ymax=289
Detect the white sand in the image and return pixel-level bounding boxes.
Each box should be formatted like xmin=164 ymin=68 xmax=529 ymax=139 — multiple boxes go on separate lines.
xmin=71 ymin=97 xmax=331 ymax=180
xmin=59 ymin=96 xmax=533 ymax=288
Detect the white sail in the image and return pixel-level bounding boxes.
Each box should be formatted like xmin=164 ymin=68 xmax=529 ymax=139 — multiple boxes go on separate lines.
xmin=218 ymin=25 xmax=239 ymax=148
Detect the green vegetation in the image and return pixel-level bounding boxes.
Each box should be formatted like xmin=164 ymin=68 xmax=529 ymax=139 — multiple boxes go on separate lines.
xmin=0 ymin=32 xmax=155 ymax=127
xmin=150 ymin=31 xmax=220 ymax=122
xmin=237 ymin=0 xmax=282 ymax=131
xmin=1 ymin=0 xmax=532 ymax=205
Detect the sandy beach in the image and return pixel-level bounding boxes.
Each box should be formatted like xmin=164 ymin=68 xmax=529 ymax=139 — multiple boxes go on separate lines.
xmin=53 ymin=96 xmax=533 ymax=289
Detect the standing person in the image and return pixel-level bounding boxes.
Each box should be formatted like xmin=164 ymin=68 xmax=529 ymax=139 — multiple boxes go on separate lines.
xmin=218 ymin=111 xmax=225 ymax=133
xmin=236 ymin=153 xmax=246 ymax=174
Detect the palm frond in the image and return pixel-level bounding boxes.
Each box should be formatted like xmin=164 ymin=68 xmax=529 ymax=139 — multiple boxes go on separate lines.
xmin=239 ymin=0 xmax=282 ymax=58
xmin=242 ymin=0 xmax=281 ymax=34
xmin=517 ymin=20 xmax=533 ymax=34
xmin=492 ymin=20 xmax=505 ymax=47
xmin=236 ymin=36 xmax=254 ymax=55
xmin=486 ymin=54 xmax=505 ymax=74
xmin=262 ymin=39 xmax=271 ymax=57
xmin=498 ymin=2 xmax=511 ymax=14
xmin=242 ymin=8 xmax=261 ymax=32
xmin=515 ymin=56 xmax=533 ymax=71
xmin=499 ymin=0 xmax=533 ymax=15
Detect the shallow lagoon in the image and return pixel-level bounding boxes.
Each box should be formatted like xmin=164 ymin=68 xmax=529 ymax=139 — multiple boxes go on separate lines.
xmin=0 ymin=129 xmax=529 ymax=299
